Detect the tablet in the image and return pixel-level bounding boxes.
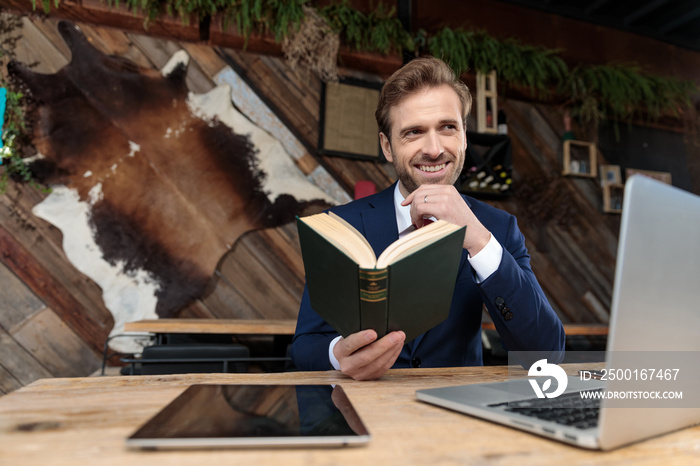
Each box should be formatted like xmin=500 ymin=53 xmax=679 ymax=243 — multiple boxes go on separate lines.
xmin=126 ymin=384 xmax=370 ymax=449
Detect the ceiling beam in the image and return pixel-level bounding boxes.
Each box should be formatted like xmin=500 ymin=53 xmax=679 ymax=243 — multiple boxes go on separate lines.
xmin=659 ymin=6 xmax=700 ymax=34
xmin=585 ymin=0 xmax=613 ymax=16
xmin=623 ymin=0 xmax=673 ymax=26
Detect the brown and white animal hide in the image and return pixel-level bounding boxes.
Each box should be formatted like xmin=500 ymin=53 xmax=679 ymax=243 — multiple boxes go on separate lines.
xmin=8 ymin=22 xmax=334 ymax=351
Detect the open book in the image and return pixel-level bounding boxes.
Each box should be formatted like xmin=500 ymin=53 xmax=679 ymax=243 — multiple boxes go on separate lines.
xmin=296 ymin=212 xmax=465 ymax=341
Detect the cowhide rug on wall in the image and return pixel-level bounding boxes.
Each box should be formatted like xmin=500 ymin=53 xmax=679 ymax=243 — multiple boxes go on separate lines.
xmin=8 ymin=21 xmax=335 ymax=352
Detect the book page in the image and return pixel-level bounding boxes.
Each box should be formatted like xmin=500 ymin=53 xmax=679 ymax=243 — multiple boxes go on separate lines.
xmin=328 ymin=212 xmax=374 ymax=253
xmin=375 ymin=220 xmax=462 ymax=269
xmin=299 ymin=213 xmax=377 ymax=268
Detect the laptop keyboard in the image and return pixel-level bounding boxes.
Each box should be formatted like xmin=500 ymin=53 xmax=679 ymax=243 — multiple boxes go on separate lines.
xmin=488 ymin=389 xmax=602 ymax=430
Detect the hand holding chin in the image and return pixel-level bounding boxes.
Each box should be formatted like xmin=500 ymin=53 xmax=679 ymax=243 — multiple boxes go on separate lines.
xmin=401 ymin=184 xmax=491 ymax=255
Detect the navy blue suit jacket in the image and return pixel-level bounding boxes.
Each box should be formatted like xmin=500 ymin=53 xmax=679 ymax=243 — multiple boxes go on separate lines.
xmin=291 ymin=183 xmax=565 ymax=371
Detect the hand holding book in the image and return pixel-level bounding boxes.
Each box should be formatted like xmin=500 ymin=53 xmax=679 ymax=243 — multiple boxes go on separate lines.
xmin=332 ymin=328 xmax=406 ymax=381
xmin=297 ymin=212 xmax=465 ymax=341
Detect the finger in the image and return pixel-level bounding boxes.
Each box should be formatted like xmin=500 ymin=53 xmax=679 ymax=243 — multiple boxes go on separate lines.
xmin=338 ymin=331 xmax=404 ymax=378
xmin=400 ymin=191 xmax=415 ymax=206
xmin=334 ymin=329 xmax=378 ymax=359
xmin=343 ymin=330 xmax=404 ymax=368
xmin=401 ymin=184 xmax=450 ymax=207
xmin=346 ymin=331 xmax=405 ymax=380
xmin=410 ymin=201 xmax=441 ymax=227
xmin=412 ymin=190 xmax=464 ymax=224
xmin=365 ymin=336 xmax=405 ymax=379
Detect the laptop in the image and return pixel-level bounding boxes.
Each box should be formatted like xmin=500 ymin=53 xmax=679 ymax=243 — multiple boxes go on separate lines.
xmin=127 ymin=384 xmax=370 ymax=449
xmin=416 ymin=175 xmax=700 ymax=450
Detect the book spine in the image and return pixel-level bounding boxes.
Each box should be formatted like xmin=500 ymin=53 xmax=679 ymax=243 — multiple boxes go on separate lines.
xmin=359 ymin=268 xmax=389 ymax=337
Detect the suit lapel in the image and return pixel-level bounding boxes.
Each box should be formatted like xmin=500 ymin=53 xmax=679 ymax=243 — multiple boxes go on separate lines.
xmin=455 ymin=194 xmax=472 ymax=276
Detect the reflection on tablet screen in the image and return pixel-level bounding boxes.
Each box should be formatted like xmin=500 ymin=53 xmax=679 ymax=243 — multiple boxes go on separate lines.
xmin=127 ymin=384 xmax=370 ymax=449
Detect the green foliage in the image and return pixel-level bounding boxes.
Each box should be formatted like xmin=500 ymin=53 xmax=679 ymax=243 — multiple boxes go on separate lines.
xmin=25 ymin=0 xmax=700 ymax=127
xmin=428 ymin=28 xmax=567 ymax=95
xmin=218 ymin=0 xmax=307 ymax=43
xmin=34 ymin=0 xmax=59 ymax=14
xmin=318 ymin=0 xmax=413 ymax=55
xmin=428 ymin=28 xmax=696 ymax=126
xmin=0 ymin=85 xmax=49 ymax=194
xmin=565 ymin=63 xmax=698 ymax=125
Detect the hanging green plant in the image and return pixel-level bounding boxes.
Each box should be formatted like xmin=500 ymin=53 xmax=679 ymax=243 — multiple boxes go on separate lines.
xmin=26 ymin=0 xmax=700 ymax=125
xmin=318 ymin=0 xmax=412 ymax=55
xmin=564 ymin=63 xmax=697 ymax=125
xmin=428 ymin=27 xmax=567 ymax=96
xmin=217 ymin=0 xmax=307 ymax=43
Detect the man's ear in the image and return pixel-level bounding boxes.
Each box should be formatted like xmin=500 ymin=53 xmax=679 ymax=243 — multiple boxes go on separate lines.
xmin=379 ymin=132 xmax=393 ymax=163
xmin=463 ymin=122 xmax=468 ymax=152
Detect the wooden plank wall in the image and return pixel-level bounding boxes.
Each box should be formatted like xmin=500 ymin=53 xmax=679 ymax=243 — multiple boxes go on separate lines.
xmin=0 ymin=13 xmax=394 ymax=393
xmin=1 ymin=13 xmax=696 ymax=393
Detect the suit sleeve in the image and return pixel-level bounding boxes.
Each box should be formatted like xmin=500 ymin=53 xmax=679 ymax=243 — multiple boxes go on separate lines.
xmin=290 ymin=286 xmax=340 ymax=371
xmin=477 ymin=214 xmax=566 ymax=359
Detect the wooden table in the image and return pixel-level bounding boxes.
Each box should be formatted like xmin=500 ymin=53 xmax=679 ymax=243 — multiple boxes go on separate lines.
xmin=127 ymin=319 xmax=607 ymax=338
xmin=482 ymin=322 xmax=609 ymax=336
xmin=123 ymin=319 xmax=297 ymax=336
xmin=1 ymin=367 xmax=698 ymax=465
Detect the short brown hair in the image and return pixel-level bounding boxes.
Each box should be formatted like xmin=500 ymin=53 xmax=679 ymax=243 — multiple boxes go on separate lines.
xmin=375 ymin=56 xmax=472 ymax=139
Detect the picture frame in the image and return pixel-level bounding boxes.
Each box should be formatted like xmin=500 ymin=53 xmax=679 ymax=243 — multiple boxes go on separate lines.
xmin=600 ymin=164 xmax=622 ymax=187
xmin=318 ymin=78 xmax=384 ymax=161
xmin=625 ymin=168 xmax=672 ymax=185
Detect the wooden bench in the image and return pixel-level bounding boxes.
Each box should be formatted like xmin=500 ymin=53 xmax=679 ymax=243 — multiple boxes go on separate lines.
xmin=117 ymin=319 xmax=298 ymax=375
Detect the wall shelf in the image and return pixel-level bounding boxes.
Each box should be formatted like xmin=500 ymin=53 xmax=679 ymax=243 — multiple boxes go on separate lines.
xmin=476 ymin=70 xmax=498 ymax=134
xmin=602 ymin=183 xmax=625 ymax=214
xmin=563 ymin=139 xmax=597 ymax=178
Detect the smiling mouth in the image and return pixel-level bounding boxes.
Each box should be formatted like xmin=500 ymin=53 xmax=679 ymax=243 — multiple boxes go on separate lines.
xmin=418 ymin=163 xmax=447 ymax=173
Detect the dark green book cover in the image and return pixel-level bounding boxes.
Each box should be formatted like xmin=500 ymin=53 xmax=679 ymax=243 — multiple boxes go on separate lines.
xmin=297 ymin=217 xmax=465 ymax=341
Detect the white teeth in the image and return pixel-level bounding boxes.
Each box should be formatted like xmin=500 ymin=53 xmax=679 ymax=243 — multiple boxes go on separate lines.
xmin=419 ymin=163 xmax=446 ymax=173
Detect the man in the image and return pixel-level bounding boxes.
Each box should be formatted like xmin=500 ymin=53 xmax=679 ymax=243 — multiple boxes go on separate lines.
xmin=292 ymin=57 xmax=565 ymax=380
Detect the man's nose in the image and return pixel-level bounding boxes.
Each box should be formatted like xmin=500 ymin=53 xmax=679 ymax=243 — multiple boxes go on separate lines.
xmin=423 ymin=131 xmax=443 ymax=158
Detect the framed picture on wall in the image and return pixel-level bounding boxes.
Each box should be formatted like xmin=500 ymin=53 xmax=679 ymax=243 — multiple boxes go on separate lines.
xmin=625 ymin=168 xmax=672 ymax=185
xmin=318 ymin=78 xmax=384 ymax=161
xmin=600 ymin=165 xmax=622 ymax=187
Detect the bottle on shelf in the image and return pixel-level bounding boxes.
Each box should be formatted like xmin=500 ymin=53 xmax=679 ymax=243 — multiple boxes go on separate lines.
xmin=497 ymin=110 xmax=507 ymax=135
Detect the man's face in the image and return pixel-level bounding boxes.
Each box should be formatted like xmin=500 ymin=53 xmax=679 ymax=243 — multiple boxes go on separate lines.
xmin=379 ymin=85 xmax=467 ymax=198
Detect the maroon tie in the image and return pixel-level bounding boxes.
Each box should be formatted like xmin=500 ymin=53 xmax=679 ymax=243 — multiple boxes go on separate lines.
xmin=413 ymin=218 xmax=434 ymax=229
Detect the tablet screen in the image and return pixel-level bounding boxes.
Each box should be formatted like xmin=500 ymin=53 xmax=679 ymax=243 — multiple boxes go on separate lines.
xmin=126 ymin=384 xmax=370 ymax=448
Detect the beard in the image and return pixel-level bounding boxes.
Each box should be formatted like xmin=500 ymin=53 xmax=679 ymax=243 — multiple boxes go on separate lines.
xmin=393 ymin=153 xmax=465 ymax=195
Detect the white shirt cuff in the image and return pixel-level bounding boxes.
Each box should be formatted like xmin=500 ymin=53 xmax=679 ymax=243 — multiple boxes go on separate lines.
xmin=328 ymin=335 xmax=342 ymax=370
xmin=467 ymin=234 xmax=502 ymax=283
